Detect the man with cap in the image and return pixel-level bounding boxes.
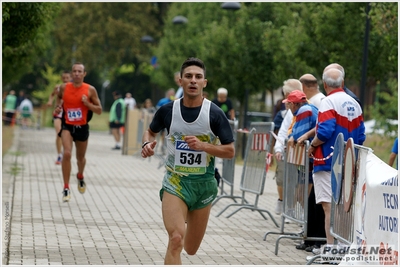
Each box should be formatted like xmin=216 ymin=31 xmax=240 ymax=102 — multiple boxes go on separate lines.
xmin=109 ymin=91 xmax=126 ymax=150
xmin=285 ymin=90 xmax=318 ymax=148
xmin=212 ymin=88 xmax=235 ymax=120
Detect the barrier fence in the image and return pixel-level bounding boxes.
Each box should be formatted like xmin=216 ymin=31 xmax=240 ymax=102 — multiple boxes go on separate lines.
xmin=306 ymin=135 xmax=382 ymax=265
xmin=212 ymin=120 xmax=240 ymax=206
xmin=3 ymin=106 xmax=45 ymax=129
xmin=123 ymin=108 xmax=167 ymax=169
xmin=264 ymin=139 xmax=326 ymax=255
xmin=215 ymin=122 xmax=279 ymax=227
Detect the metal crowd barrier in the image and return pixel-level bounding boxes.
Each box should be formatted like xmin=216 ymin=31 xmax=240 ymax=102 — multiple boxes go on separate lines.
xmin=3 ymin=106 xmax=43 ymax=129
xmin=215 ymin=122 xmax=279 ymax=227
xmin=306 ymin=140 xmax=373 ymax=265
xmin=264 ymin=140 xmax=326 ymax=255
xmin=123 ymin=108 xmax=157 ymax=155
xmin=212 ymin=120 xmax=241 ymax=206
xmin=121 ymin=108 xmax=177 ymax=169
xmin=329 ymin=144 xmax=371 ymax=244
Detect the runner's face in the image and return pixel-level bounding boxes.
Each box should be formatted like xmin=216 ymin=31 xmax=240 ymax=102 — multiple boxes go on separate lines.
xmin=180 ymin=66 xmax=207 ymax=98
xmin=71 ymin=64 xmax=86 ymax=83
xmin=61 ymin=73 xmax=71 ymax=83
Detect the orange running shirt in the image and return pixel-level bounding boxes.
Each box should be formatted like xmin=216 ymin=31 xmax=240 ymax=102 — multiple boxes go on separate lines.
xmin=62 ymin=82 xmax=90 ymax=125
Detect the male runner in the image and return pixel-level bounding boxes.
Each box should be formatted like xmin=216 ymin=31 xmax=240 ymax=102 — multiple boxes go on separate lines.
xmin=55 ymin=63 xmax=102 ymax=202
xmin=141 ymin=57 xmax=235 ymax=264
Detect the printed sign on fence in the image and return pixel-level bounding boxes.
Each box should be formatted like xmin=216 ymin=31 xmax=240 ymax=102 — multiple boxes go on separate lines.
xmin=286 ymin=144 xmax=305 ymax=166
xmin=252 ymin=133 xmax=270 ymax=151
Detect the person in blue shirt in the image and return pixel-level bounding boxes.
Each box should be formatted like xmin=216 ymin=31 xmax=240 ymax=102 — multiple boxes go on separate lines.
xmin=388 ymin=137 xmax=398 ymax=169
xmin=156 ymin=88 xmax=175 ymax=109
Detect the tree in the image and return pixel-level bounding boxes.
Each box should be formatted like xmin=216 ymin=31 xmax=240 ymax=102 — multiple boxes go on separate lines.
xmin=2 ymin=2 xmax=61 ymax=84
xmin=369 ymin=2 xmax=398 ymax=135
xmin=52 ymin=3 xmax=162 ymax=75
xmin=152 ymin=3 xmax=278 ymax=127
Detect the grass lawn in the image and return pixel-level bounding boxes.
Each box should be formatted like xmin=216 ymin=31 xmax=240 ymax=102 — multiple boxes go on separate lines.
xmin=88 ymin=111 xmax=110 ymax=132
xmin=363 ymin=133 xmax=395 ymax=164
xmin=2 ymin=125 xmax=14 ymax=156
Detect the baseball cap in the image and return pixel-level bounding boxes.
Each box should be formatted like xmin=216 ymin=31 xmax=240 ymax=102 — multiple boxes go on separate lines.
xmin=282 ymin=90 xmax=307 ymax=103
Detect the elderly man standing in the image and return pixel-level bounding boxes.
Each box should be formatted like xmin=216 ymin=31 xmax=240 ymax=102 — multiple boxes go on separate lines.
xmin=295 ymin=74 xmax=327 ymax=252
xmin=307 ymin=68 xmax=365 ymax=256
xmin=299 ymin=74 xmax=325 ymax=109
xmin=212 ymin=87 xmax=235 ymax=120
xmin=323 ymin=63 xmax=362 ymax=109
xmin=273 ymin=79 xmax=303 ymax=216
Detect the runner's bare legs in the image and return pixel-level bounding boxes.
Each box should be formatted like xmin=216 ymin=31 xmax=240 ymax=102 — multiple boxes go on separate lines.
xmin=162 ymin=192 xmax=211 ymax=264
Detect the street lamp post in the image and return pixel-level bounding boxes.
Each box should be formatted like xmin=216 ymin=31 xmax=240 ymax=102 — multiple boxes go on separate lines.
xmin=360 ymin=2 xmax=371 ymax=109
xmin=140 ymin=35 xmax=154 ymax=43
xmin=221 ymin=2 xmax=241 ymax=10
xmin=221 ymin=2 xmax=247 ymax=158
xmin=172 ymin=15 xmax=188 ymax=25
xmin=101 ymin=80 xmax=110 ymax=110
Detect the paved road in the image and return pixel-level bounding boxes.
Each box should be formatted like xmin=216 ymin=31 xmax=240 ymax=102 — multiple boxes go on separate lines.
xmin=2 ymin=127 xmax=311 ymax=265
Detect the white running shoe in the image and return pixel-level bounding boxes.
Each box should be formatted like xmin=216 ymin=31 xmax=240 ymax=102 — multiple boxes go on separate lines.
xmin=62 ymin=189 xmax=71 ymax=202
xmin=274 ymin=199 xmax=283 ymax=215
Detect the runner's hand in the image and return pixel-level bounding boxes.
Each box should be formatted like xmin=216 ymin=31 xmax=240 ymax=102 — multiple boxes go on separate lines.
xmin=81 ymin=95 xmax=89 ymax=106
xmin=53 ymin=99 xmax=64 ymax=114
xmin=275 ymin=152 xmax=283 ymax=161
xmin=141 ymin=140 xmax=157 ymax=158
xmin=184 ymin=136 xmax=203 ymax=151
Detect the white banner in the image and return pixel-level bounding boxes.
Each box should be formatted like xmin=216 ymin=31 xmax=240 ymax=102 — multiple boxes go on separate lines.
xmin=341 ymin=150 xmax=398 ymax=265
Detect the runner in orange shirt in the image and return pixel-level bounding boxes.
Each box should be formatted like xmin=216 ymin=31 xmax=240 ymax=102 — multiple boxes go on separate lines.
xmin=54 ymin=62 xmax=102 ymax=202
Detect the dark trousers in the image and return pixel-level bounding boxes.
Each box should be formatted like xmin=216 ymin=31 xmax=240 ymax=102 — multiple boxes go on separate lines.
xmin=305 ymin=185 xmax=326 ymax=246
xmin=4 ymin=112 xmax=15 ymax=125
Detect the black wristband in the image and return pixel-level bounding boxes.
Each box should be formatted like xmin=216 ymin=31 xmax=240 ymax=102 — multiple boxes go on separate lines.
xmin=311 ymin=143 xmax=318 ymax=148
xmin=142 ymin=141 xmax=151 ymax=149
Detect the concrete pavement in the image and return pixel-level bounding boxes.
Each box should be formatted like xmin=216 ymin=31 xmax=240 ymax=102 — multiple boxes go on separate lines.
xmin=2 ymin=126 xmax=312 ymax=265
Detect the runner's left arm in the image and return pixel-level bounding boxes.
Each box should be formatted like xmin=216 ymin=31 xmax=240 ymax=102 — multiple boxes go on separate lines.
xmin=85 ymin=86 xmax=102 ymax=115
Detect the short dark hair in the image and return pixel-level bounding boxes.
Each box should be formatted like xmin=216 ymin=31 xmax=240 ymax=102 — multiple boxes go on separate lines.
xmin=180 ymin=57 xmax=206 ymax=78
xmin=72 ymin=62 xmax=85 ymax=72
xmin=62 ymin=70 xmax=71 ymax=75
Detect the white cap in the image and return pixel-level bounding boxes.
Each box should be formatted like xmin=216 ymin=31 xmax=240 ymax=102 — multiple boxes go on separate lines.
xmin=217 ymin=87 xmax=228 ymax=95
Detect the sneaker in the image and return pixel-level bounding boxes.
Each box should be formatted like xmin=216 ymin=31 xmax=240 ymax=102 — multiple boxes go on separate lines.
xmin=305 ymin=244 xmax=320 ymax=253
xmin=55 ymin=156 xmax=62 ymax=165
xmin=312 ymin=247 xmax=322 ymax=255
xmin=62 ymin=189 xmax=71 ymax=202
xmin=295 ymin=242 xmax=308 ymax=250
xmin=77 ymin=175 xmax=86 ymax=194
xmin=274 ymin=199 xmax=283 ymax=215
xmin=112 ymin=145 xmax=121 ymax=150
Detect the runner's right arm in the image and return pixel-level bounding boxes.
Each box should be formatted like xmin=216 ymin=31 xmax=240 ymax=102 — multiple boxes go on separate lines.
xmin=54 ymin=84 xmax=65 ymax=115
xmin=47 ymin=85 xmax=59 ymax=107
